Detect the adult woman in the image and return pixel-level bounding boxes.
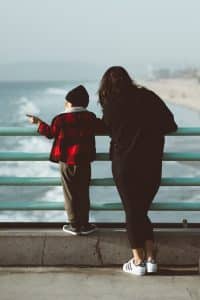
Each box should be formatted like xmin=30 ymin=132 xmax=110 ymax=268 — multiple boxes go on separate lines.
xmin=98 ymin=66 xmax=177 ymax=275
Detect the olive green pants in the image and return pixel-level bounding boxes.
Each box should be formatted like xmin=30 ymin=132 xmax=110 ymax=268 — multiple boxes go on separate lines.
xmin=59 ymin=162 xmax=91 ymax=227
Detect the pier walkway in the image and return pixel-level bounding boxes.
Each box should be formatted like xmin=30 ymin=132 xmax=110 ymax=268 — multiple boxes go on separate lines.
xmin=0 ymin=228 xmax=199 ymax=300
xmin=0 ymin=267 xmax=199 ymax=300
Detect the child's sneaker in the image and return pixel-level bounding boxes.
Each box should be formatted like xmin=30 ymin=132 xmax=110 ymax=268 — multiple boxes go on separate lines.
xmin=62 ymin=224 xmax=80 ymax=235
xmin=146 ymin=259 xmax=158 ymax=273
xmin=80 ymin=224 xmax=97 ymax=235
xmin=123 ymin=259 xmax=146 ymax=276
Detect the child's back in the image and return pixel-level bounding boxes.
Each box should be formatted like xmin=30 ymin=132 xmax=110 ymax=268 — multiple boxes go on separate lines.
xmin=38 ymin=109 xmax=99 ymax=164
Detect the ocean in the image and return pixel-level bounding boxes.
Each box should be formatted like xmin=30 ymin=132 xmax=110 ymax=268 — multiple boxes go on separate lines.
xmin=0 ymin=80 xmax=200 ymax=223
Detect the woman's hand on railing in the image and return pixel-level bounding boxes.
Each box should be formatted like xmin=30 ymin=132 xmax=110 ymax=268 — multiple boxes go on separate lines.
xmin=26 ymin=114 xmax=42 ymax=125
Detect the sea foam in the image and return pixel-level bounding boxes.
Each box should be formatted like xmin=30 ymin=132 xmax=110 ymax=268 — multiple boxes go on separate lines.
xmin=17 ymin=97 xmax=40 ymax=121
xmin=45 ymin=88 xmax=67 ymax=96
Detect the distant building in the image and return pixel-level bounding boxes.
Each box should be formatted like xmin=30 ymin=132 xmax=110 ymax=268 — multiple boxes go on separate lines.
xmin=152 ymin=67 xmax=200 ymax=81
xmin=173 ymin=68 xmax=198 ymax=79
xmin=153 ymin=68 xmax=172 ymax=79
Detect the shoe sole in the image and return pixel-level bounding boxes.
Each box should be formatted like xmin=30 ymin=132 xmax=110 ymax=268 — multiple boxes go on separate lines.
xmin=146 ymin=263 xmax=158 ymax=273
xmin=62 ymin=226 xmax=80 ymax=236
xmin=80 ymin=228 xmax=98 ymax=235
xmin=123 ymin=264 xmax=146 ymax=276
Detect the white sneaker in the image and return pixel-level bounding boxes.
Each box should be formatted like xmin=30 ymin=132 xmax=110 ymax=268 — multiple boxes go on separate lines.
xmin=146 ymin=260 xmax=158 ymax=273
xmin=123 ymin=259 xmax=146 ymax=276
xmin=62 ymin=224 xmax=80 ymax=235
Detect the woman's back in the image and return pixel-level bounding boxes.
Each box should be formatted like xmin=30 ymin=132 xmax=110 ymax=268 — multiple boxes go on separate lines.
xmin=102 ymin=86 xmax=177 ymax=169
xmin=104 ymin=86 xmax=177 ymax=137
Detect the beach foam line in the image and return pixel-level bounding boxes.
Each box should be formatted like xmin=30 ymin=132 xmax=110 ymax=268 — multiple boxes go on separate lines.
xmin=45 ymin=88 xmax=66 ymax=96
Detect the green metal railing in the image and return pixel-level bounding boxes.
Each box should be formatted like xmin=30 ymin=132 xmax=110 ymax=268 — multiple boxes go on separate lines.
xmin=0 ymin=127 xmax=200 ymax=213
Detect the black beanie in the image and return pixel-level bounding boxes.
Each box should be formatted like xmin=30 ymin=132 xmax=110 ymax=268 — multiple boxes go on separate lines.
xmin=65 ymin=85 xmax=89 ymax=108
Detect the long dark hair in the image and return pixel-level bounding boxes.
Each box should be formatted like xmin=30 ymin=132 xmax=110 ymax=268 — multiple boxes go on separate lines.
xmin=98 ymin=66 xmax=138 ymax=107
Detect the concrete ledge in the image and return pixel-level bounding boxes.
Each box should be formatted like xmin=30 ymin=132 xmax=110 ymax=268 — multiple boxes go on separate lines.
xmin=0 ymin=228 xmax=199 ymax=266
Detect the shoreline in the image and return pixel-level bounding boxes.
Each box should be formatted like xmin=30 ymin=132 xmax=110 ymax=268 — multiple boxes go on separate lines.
xmin=143 ymin=78 xmax=200 ymax=113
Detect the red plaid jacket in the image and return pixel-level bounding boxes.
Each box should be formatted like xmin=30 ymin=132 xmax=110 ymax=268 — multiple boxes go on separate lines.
xmin=38 ymin=111 xmax=106 ymax=165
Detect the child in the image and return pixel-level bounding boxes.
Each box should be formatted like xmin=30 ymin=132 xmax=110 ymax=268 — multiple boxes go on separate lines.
xmin=27 ymin=85 xmax=106 ymax=235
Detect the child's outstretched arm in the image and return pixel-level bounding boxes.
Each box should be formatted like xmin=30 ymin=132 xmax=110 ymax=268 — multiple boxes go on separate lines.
xmin=26 ymin=114 xmax=60 ymax=139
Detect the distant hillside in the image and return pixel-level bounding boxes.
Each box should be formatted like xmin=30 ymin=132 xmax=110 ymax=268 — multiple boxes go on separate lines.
xmin=0 ymin=61 xmax=104 ymax=81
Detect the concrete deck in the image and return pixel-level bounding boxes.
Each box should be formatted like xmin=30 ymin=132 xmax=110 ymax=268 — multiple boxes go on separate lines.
xmin=0 ymin=228 xmax=200 ymax=266
xmin=0 ymin=267 xmax=199 ymax=300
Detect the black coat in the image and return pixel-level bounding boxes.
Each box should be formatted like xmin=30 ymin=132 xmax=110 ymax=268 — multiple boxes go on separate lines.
xmin=102 ymin=86 xmax=178 ymax=188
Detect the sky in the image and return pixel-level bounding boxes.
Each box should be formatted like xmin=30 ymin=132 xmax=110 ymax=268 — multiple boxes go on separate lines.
xmin=0 ymin=0 xmax=199 ymax=79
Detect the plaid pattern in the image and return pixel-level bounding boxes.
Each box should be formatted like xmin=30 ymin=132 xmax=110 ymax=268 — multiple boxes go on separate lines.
xmin=38 ymin=111 xmax=106 ymax=164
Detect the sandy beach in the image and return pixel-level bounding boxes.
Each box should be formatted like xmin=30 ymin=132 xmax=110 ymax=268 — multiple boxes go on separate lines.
xmin=142 ymin=78 xmax=200 ymax=112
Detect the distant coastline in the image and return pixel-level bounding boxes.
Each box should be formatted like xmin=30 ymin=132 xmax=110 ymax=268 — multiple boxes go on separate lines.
xmin=144 ymin=77 xmax=200 ymax=113
xmin=1 ymin=63 xmax=200 ymax=113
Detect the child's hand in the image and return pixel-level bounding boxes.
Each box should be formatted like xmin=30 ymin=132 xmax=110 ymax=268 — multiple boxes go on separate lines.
xmin=26 ymin=114 xmax=41 ymax=125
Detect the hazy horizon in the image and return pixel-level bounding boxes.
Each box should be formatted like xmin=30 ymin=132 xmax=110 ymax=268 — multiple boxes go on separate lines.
xmin=0 ymin=0 xmax=200 ymax=80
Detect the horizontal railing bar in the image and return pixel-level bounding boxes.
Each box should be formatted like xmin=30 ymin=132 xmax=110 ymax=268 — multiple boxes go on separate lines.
xmin=1 ymin=177 xmax=200 ymax=186
xmin=0 ymin=201 xmax=199 ymax=211
xmin=1 ymin=127 xmax=200 ymax=136
xmin=0 ymin=127 xmax=40 ymax=136
xmin=0 ymin=152 xmax=48 ymax=161
xmin=163 ymin=152 xmax=200 ymax=161
xmin=172 ymin=127 xmax=200 ymax=136
xmin=0 ymin=152 xmax=108 ymax=161
xmin=0 ymin=152 xmax=200 ymax=161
